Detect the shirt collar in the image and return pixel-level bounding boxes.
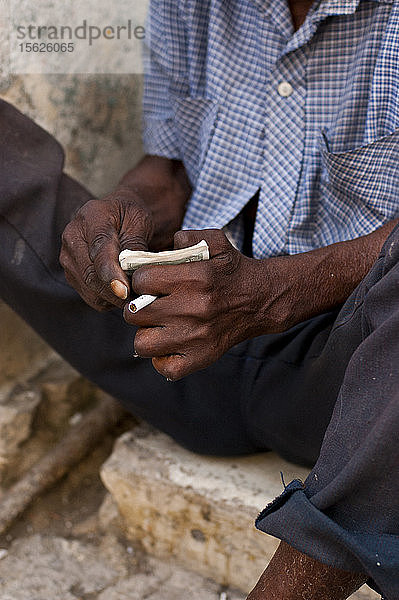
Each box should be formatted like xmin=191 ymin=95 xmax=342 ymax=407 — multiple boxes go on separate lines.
xmin=280 ymin=0 xmax=393 ymax=56
xmin=317 ymin=0 xmax=393 ymax=18
xmin=249 ymin=0 xmax=392 ymax=16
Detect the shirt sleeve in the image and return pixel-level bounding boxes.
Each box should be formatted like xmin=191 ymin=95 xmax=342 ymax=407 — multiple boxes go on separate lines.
xmin=142 ymin=0 xmax=189 ymax=159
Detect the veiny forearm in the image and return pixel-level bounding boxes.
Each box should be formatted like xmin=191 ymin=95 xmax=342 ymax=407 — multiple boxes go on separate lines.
xmin=254 ymin=219 xmax=399 ymax=334
xmin=247 ymin=542 xmax=366 ymax=600
xmin=118 ymin=155 xmax=192 ymax=250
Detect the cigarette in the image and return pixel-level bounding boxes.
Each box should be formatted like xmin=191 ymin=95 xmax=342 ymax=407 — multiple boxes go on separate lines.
xmin=128 ymin=294 xmax=158 ymax=313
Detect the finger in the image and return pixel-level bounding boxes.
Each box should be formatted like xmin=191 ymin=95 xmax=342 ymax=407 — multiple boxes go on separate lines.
xmin=133 ymin=326 xmax=189 ymax=358
xmin=152 ymin=353 xmax=212 ymax=381
xmin=84 ymin=195 xmax=152 ymax=300
xmin=173 ymin=228 xmax=230 ymax=255
xmin=124 ymin=293 xmax=209 ymax=328
xmin=87 ymin=228 xmax=131 ymax=300
xmin=131 ymin=261 xmax=209 ymax=296
xmin=152 ymin=355 xmax=187 ymax=380
xmin=62 ymin=234 xmax=126 ymax=309
xmin=63 ymin=269 xmax=116 ymax=312
xmin=116 ymin=188 xmax=154 ymax=251
xmin=123 ymin=295 xmax=167 ymax=326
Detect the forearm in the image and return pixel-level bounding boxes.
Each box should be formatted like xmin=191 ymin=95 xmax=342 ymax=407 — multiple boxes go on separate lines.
xmin=253 ymin=219 xmax=399 ymax=335
xmin=118 ymin=155 xmax=192 ymax=250
xmin=247 ymin=542 xmax=366 ymax=600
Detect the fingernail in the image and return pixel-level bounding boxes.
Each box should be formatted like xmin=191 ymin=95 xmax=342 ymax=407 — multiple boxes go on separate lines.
xmin=111 ymin=280 xmax=128 ymax=300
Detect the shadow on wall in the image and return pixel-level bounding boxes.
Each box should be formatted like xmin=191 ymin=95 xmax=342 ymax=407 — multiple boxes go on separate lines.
xmin=0 ymin=73 xmax=144 ymax=196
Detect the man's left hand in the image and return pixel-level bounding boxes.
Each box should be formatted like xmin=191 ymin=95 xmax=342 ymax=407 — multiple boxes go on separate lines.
xmin=123 ymin=229 xmax=266 ymax=380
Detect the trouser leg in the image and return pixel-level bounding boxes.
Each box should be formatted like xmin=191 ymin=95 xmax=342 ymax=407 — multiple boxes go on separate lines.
xmin=0 ymin=99 xmax=370 ymax=464
xmin=0 ymin=99 xmax=267 ymax=456
xmin=256 ymin=224 xmax=399 ymax=599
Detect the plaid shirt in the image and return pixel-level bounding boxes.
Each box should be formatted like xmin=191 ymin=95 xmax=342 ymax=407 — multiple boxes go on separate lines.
xmin=143 ymin=0 xmax=399 ymax=258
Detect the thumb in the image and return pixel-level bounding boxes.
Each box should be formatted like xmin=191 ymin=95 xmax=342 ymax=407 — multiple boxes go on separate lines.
xmin=88 ymin=229 xmax=132 ymax=300
xmin=92 ymin=192 xmax=152 ymax=300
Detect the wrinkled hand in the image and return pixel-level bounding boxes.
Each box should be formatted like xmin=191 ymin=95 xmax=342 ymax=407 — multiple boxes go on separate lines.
xmin=123 ymin=229 xmax=268 ymax=380
xmin=60 ymin=188 xmax=153 ymax=311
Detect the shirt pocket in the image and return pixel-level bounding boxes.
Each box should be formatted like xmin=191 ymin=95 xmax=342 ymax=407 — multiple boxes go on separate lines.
xmin=173 ymin=96 xmax=219 ymax=185
xmin=319 ymin=128 xmax=399 ymax=230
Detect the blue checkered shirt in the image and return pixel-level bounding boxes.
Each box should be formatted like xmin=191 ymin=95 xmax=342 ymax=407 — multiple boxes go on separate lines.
xmin=143 ymin=0 xmax=399 ymax=259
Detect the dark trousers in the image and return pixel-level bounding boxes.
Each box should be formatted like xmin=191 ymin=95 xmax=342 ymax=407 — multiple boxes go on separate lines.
xmin=1 ymin=100 xmax=398 ymax=598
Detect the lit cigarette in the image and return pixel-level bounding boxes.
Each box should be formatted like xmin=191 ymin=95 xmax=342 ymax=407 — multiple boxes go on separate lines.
xmin=128 ymin=294 xmax=158 ymax=313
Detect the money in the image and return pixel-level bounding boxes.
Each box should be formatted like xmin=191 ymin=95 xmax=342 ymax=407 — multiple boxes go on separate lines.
xmin=119 ymin=240 xmax=210 ymax=274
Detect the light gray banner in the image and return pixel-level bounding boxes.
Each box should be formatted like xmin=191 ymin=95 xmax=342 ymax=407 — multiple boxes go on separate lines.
xmin=4 ymin=0 xmax=149 ymax=74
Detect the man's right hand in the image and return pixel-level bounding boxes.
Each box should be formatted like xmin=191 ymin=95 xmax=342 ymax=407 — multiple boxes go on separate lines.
xmin=59 ymin=156 xmax=191 ymax=312
xmin=59 ymin=187 xmax=153 ymax=311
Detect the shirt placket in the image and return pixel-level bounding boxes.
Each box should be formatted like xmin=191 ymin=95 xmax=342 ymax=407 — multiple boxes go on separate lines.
xmin=253 ymin=45 xmax=308 ymax=258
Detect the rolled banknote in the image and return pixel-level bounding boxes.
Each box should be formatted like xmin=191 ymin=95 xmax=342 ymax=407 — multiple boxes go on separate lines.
xmin=119 ymin=240 xmax=210 ymax=275
xmin=120 ymin=240 xmax=210 ymax=314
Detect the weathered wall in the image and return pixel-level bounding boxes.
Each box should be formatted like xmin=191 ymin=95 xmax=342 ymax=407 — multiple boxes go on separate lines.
xmin=0 ymin=72 xmax=144 ymax=384
xmin=0 ymin=73 xmax=144 ymax=195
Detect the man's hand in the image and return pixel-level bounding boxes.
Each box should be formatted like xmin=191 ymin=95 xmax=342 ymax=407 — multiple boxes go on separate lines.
xmin=60 ymin=188 xmax=153 ymax=311
xmin=60 ymin=156 xmax=191 ymax=312
xmin=123 ymin=219 xmax=399 ymax=380
xmin=123 ymin=229 xmax=272 ymax=380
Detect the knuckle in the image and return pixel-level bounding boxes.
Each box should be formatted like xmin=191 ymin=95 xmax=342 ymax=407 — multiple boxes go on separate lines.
xmin=196 ymin=293 xmax=214 ymax=320
xmin=173 ymin=230 xmax=189 ymax=246
xmin=120 ymin=233 xmax=148 ymax=251
xmin=109 ymin=188 xmax=140 ymax=205
xmin=59 ymin=249 xmax=68 ymax=269
xmin=134 ymin=330 xmax=150 ymax=356
xmin=88 ymin=231 xmax=113 ymax=261
xmin=82 ymin=264 xmax=97 ymax=287
xmin=77 ymin=198 xmax=102 ymax=218
xmin=61 ymin=225 xmax=75 ymax=248
xmin=164 ymin=359 xmax=185 ymax=381
xmin=216 ymin=250 xmax=238 ymax=275
xmin=198 ymin=263 xmax=215 ymax=293
xmin=196 ymin=322 xmax=212 ymax=342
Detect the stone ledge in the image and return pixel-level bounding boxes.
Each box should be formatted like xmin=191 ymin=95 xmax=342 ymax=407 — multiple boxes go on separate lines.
xmin=101 ymin=426 xmax=379 ymax=599
xmin=100 ymin=425 xmax=310 ymax=593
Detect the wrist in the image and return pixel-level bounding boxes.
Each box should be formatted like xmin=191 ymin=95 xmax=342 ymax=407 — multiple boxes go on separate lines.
xmin=118 ymin=156 xmax=191 ymax=211
xmin=117 ymin=156 xmax=191 ymax=250
xmin=246 ymin=256 xmax=299 ymax=336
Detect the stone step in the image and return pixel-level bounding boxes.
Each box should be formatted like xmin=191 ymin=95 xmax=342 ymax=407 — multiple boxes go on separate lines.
xmin=0 ymin=302 xmax=101 ymax=486
xmin=0 ymin=533 xmax=244 ymax=600
xmin=101 ymin=426 xmax=379 ymax=598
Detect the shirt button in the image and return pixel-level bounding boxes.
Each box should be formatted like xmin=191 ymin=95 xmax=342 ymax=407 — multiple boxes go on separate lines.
xmin=277 ymin=81 xmax=293 ymax=97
